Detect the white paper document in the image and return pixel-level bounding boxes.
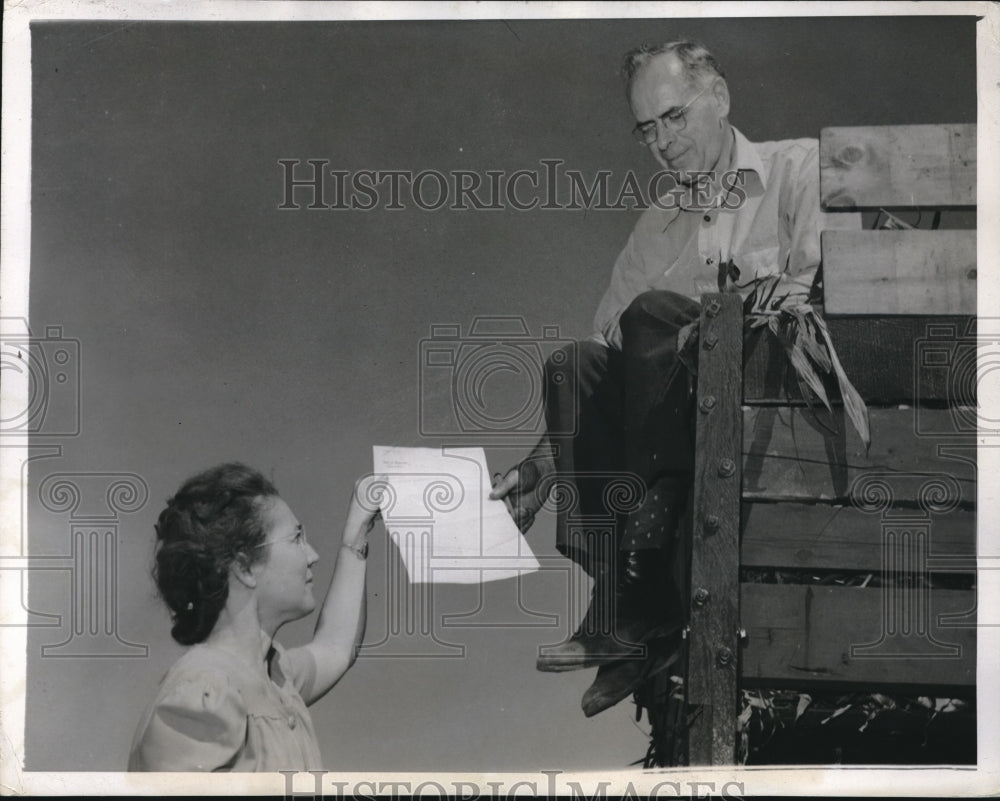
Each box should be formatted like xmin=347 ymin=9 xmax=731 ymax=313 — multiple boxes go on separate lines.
xmin=372 ymin=445 xmax=541 ymax=584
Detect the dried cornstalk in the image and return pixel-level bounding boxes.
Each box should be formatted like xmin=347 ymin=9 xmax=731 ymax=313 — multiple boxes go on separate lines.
xmin=743 ymin=274 xmax=870 ymax=448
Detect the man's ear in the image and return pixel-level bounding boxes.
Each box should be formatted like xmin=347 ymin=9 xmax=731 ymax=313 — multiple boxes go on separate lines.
xmin=711 ymin=77 xmax=731 ymax=119
xmin=231 ymin=552 xmax=259 ymax=589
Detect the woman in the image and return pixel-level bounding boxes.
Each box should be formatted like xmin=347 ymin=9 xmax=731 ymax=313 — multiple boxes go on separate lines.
xmin=128 ymin=462 xmax=382 ymax=771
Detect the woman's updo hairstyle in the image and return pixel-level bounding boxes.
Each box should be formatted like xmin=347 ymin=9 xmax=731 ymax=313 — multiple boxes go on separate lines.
xmin=153 ymin=463 xmax=279 ymax=645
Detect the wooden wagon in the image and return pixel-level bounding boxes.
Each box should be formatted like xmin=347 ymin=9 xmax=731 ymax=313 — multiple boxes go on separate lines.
xmin=638 ymin=124 xmax=978 ymax=766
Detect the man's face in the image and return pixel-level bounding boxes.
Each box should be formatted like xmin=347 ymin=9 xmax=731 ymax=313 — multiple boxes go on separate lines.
xmin=629 ymin=53 xmax=730 ymax=179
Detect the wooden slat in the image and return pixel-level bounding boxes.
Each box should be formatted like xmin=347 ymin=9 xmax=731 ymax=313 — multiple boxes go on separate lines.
xmin=742 ymin=584 xmax=976 ymax=690
xmin=743 ymin=316 xmax=976 ymax=404
xmin=823 ymin=230 xmax=976 ymax=315
xmin=742 ymin=407 xmax=977 ymax=502
xmin=741 ymin=502 xmax=976 ymax=572
xmin=687 ymin=294 xmax=743 ymax=766
xmin=820 ymin=124 xmax=976 ymax=209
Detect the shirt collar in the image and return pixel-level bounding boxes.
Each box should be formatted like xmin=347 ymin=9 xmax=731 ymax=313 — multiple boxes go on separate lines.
xmin=730 ymin=125 xmax=766 ymax=196
xmin=672 ymin=126 xmax=765 ymax=213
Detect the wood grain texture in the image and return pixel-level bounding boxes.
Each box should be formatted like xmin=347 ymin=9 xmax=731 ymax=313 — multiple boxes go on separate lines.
xmin=742 ymin=407 xmax=977 ymax=502
xmin=687 ymin=294 xmax=743 ymax=766
xmin=741 ymin=502 xmax=976 ymax=572
xmin=743 ymin=316 xmax=976 ymax=404
xmin=742 ymin=584 xmax=976 ymax=690
xmin=820 ymin=124 xmax=976 ymax=209
xmin=823 ymin=230 xmax=976 ymax=315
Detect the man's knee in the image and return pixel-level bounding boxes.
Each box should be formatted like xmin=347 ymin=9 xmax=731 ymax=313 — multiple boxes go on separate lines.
xmin=619 ymin=290 xmax=700 ymax=340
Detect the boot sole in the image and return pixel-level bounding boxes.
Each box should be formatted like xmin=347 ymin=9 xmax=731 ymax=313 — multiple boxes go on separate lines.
xmin=536 ymin=622 xmax=681 ymax=672
xmin=581 ymin=641 xmax=682 ymax=717
xmin=536 ymin=651 xmax=647 ymax=673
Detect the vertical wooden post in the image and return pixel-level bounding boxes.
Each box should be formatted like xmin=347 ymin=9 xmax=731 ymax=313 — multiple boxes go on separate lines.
xmin=686 ymin=293 xmax=743 ymax=765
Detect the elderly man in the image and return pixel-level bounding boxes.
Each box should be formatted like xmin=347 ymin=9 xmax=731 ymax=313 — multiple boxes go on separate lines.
xmin=492 ymin=40 xmax=859 ymax=714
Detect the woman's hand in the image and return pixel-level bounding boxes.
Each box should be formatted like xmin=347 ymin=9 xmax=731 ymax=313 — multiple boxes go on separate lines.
xmin=344 ymin=474 xmax=386 ymax=542
xmin=293 ymin=473 xmax=386 ymax=706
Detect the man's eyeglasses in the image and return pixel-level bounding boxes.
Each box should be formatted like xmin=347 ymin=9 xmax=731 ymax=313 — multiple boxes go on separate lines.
xmin=254 ymin=524 xmax=309 ymax=550
xmin=632 ymin=85 xmax=709 ymax=145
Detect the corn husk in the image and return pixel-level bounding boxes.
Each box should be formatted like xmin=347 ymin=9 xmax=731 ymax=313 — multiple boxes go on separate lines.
xmin=743 ymin=274 xmax=870 ymax=449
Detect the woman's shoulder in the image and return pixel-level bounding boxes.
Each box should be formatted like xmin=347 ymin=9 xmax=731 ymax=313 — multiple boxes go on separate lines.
xmin=159 ymin=645 xmax=246 ymax=701
xmin=128 ymin=646 xmax=250 ymax=771
xmin=168 ymin=642 xmax=247 ymax=675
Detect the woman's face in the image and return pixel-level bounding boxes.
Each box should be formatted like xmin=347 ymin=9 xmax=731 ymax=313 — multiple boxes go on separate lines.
xmin=252 ymin=496 xmax=320 ymax=629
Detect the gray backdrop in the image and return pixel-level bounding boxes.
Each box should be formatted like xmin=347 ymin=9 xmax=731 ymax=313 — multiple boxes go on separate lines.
xmin=25 ymin=16 xmax=975 ymax=771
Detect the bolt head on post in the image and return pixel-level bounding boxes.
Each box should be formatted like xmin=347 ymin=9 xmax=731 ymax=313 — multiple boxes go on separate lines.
xmin=717 ymin=458 xmax=736 ymax=478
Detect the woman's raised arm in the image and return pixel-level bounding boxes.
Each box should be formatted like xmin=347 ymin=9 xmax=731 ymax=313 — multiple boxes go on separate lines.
xmin=287 ymin=475 xmax=383 ymax=705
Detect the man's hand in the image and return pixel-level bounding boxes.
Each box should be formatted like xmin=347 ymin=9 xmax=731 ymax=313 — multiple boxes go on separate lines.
xmin=489 ymin=443 xmax=556 ymax=533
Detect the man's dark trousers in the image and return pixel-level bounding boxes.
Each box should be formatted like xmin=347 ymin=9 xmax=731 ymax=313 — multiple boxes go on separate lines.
xmin=540 ymin=290 xmax=700 ymax=628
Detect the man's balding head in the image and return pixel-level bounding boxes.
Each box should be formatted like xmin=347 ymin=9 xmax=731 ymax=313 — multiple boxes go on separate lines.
xmin=622 ymin=40 xmax=725 ymax=97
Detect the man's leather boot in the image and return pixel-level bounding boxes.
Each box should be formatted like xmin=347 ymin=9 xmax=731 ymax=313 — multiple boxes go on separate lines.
xmin=580 ymin=628 xmax=683 ymax=717
xmin=536 ymin=547 xmax=678 ymax=672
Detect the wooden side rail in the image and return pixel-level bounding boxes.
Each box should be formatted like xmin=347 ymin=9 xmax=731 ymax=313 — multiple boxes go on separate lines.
xmin=742 ymin=585 xmax=976 ymax=691
xmin=822 ymin=230 xmax=975 ymax=315
xmin=685 ymin=300 xmax=979 ymax=765
xmin=742 ymin=502 xmax=975 ymax=571
xmin=820 ymin=124 xmax=975 ymax=209
xmin=679 ymin=122 xmax=978 ymax=766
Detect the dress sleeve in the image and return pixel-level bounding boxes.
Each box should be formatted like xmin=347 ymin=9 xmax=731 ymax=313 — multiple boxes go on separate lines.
xmin=128 ymin=670 xmax=247 ymax=772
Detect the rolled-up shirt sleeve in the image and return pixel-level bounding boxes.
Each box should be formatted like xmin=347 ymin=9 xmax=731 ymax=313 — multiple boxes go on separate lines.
xmin=779 ymin=142 xmax=862 ymax=301
xmin=593 ymin=231 xmax=650 ymax=350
